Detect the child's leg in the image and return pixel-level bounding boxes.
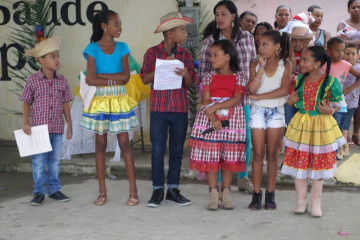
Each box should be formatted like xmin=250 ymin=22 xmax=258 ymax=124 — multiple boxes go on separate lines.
xmin=47 ymin=134 xmax=63 ymax=195
xmin=353 ymin=101 xmax=360 ymax=145
xmin=251 ymin=129 xmax=266 ymax=193
xmin=95 ymin=133 xmax=107 ymax=194
xmin=207 ymin=171 xmax=219 ymax=188
xmin=32 ymin=152 xmax=47 ymax=195
xmin=207 ymin=171 xmax=219 ymax=210
xmin=117 ymin=132 xmax=137 ymax=194
xmin=265 ymin=127 xmax=284 ymax=192
xmin=221 ymin=169 xmax=234 ymax=209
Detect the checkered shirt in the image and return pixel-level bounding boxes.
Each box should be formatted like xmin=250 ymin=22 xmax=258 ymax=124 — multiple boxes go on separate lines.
xmin=199 ymin=30 xmax=256 ymax=105
xmin=19 ymin=70 xmax=73 ymax=134
xmin=140 ymin=41 xmax=195 ymax=112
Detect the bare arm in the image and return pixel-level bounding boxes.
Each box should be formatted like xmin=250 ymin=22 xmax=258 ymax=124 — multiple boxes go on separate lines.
xmin=63 ymin=102 xmax=72 ymax=139
xmin=97 ymin=54 xmax=130 ymax=85
xmin=250 ymin=60 xmax=292 ymax=100
xmin=248 ymin=60 xmax=264 ymax=93
xmin=142 ymin=71 xmax=155 ymax=85
xmin=324 ymin=30 xmax=331 ymax=48
xmin=349 ymin=66 xmax=360 ymax=78
xmin=22 ymin=102 xmax=31 ymax=135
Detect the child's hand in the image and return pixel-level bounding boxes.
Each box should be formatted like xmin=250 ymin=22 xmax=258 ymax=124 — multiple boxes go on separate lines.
xmin=23 ymin=124 xmax=31 ymax=135
xmin=210 ymin=117 xmax=222 ymax=131
xmin=175 ymin=67 xmax=190 ymax=79
xmin=204 ymin=105 xmax=216 ymax=116
xmin=287 ymin=91 xmax=299 ymax=106
xmin=258 ymin=55 xmax=267 ymax=67
xmin=248 ymin=94 xmax=260 ymax=100
xmin=66 ymin=125 xmax=73 ymax=139
xmin=318 ymin=100 xmax=331 ymax=114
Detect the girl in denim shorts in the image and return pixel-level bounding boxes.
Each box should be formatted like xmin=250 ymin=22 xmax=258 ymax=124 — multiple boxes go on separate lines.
xmin=247 ymin=30 xmax=292 ymax=210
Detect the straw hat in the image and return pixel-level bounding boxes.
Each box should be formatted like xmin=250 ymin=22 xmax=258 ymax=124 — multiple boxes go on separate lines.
xmin=154 ymin=12 xmax=193 ymax=33
xmin=289 ymin=25 xmax=315 ymax=39
xmin=25 ymin=37 xmax=61 ymax=58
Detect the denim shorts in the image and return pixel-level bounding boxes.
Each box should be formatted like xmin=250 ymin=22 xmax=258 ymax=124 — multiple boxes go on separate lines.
xmin=343 ymin=108 xmax=356 ymax=130
xmin=249 ymin=105 xmax=286 ymax=129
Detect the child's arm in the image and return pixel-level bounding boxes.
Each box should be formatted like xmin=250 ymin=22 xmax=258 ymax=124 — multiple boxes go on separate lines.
xmin=22 ymin=102 xmax=31 ymax=135
xmin=348 ymin=66 xmax=360 ymax=79
xmin=343 ymin=78 xmax=360 ymax=95
xmin=248 ymin=60 xmax=263 ymax=93
xmin=202 ymin=88 xmax=222 ymax=130
xmin=175 ymin=67 xmax=192 ymax=89
xmin=204 ymin=93 xmax=243 ymax=117
xmin=287 ymin=91 xmax=299 ymax=106
xmin=85 ymin=55 xmax=107 ymax=86
xmin=249 ymin=60 xmax=292 ymax=100
xmin=97 ymin=54 xmax=131 ymax=85
xmin=63 ymin=102 xmax=72 ymax=139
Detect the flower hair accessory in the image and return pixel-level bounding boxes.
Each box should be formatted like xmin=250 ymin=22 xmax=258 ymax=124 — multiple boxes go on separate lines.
xmin=35 ymin=25 xmax=47 ymax=43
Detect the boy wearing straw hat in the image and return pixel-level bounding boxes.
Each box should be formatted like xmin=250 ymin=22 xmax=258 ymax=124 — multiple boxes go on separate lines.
xmin=141 ymin=12 xmax=194 ymax=208
xmin=20 ymin=37 xmax=73 ymax=206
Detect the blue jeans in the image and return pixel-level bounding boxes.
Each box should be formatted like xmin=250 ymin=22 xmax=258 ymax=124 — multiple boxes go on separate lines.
xmin=32 ymin=133 xmax=63 ymax=195
xmin=150 ymin=112 xmax=188 ymax=190
xmin=285 ymin=103 xmax=298 ymax=126
xmin=343 ymin=108 xmax=356 ymax=130
xmin=333 ymin=112 xmax=346 ymax=133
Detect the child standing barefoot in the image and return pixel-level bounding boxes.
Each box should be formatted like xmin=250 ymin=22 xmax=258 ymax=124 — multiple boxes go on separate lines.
xmin=82 ymin=10 xmax=139 ymax=206
xmin=189 ymin=40 xmax=247 ymax=210
xmin=248 ymin=30 xmax=292 ymax=210
xmin=281 ymin=46 xmax=346 ymax=217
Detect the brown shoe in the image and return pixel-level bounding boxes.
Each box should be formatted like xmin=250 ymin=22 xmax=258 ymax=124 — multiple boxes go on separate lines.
xmin=207 ymin=187 xmax=219 ymax=211
xmin=221 ymin=187 xmax=234 ymax=210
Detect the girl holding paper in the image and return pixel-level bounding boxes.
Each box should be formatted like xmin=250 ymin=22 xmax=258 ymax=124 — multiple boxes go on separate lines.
xmin=81 ymin=10 xmax=139 ymax=206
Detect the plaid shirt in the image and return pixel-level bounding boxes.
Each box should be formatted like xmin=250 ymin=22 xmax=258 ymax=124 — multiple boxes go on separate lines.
xmin=19 ymin=70 xmax=73 ymax=134
xmin=199 ymin=30 xmax=256 ymax=105
xmin=140 ymin=41 xmax=194 ymax=112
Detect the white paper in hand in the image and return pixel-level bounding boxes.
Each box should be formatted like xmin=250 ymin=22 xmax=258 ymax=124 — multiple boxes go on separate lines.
xmin=80 ymin=71 xmax=96 ymax=111
xmin=154 ymin=59 xmax=184 ymax=90
xmin=14 ymin=125 xmax=53 ymax=157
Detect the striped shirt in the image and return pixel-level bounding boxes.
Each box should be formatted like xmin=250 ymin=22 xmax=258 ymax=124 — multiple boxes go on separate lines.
xmin=140 ymin=41 xmax=194 ymax=112
xmin=199 ymin=30 xmax=256 ymax=105
xmin=19 ymin=70 xmax=73 ymax=134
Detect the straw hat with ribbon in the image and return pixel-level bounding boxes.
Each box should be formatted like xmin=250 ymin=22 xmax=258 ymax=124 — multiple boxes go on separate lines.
xmin=25 ymin=37 xmax=61 ymax=58
xmin=154 ymin=12 xmax=193 ymax=33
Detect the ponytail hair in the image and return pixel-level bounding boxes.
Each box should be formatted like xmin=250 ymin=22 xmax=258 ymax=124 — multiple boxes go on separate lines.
xmin=294 ymin=46 xmax=332 ymax=100
xmin=90 ymin=10 xmax=118 ymax=43
xmin=261 ymin=30 xmax=291 ymax=62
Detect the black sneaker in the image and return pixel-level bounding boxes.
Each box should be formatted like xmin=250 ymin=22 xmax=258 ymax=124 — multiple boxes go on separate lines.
xmin=30 ymin=193 xmax=44 ymax=206
xmin=147 ymin=188 xmax=164 ymax=208
xmin=49 ymin=191 xmax=69 ymax=202
xmin=165 ymin=188 xmax=191 ymax=206
xmin=249 ymin=190 xmax=262 ymax=210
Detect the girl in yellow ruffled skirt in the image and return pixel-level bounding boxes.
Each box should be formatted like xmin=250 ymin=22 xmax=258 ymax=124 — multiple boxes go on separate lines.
xmin=81 ymin=10 xmax=140 ymax=206
xmin=281 ymin=46 xmax=346 ymax=217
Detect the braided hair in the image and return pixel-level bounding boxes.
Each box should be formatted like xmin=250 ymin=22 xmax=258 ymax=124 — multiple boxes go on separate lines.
xmin=90 ymin=10 xmax=118 ymax=43
xmin=294 ymin=46 xmax=332 ymax=100
xmin=261 ymin=30 xmax=291 ymax=63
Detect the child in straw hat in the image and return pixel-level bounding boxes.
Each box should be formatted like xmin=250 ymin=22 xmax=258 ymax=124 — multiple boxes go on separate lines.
xmin=20 ymin=35 xmax=73 ymax=206
xmin=140 ymin=12 xmax=194 ymax=208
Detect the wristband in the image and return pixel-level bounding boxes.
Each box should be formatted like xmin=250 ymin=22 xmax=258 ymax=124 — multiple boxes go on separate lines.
xmin=259 ymin=64 xmax=266 ymax=69
xmin=254 ymin=77 xmax=261 ymax=82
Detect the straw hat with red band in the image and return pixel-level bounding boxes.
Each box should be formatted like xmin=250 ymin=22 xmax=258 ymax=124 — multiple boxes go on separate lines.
xmin=154 ymin=12 xmax=193 ymax=33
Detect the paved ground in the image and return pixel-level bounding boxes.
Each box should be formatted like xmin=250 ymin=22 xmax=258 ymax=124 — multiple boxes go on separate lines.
xmin=0 ymin=174 xmax=359 ymax=240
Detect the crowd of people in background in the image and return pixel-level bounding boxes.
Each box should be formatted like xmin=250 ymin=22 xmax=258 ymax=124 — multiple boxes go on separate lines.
xmin=20 ymin=0 xmax=360 ymax=220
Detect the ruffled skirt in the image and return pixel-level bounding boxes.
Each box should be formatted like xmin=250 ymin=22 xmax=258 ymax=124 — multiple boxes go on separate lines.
xmin=80 ymin=85 xmax=139 ymax=134
xmin=281 ymin=112 xmax=346 ymax=179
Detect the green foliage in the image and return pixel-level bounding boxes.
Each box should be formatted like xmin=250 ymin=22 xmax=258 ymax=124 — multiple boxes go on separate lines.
xmin=5 ymin=0 xmax=59 ymax=114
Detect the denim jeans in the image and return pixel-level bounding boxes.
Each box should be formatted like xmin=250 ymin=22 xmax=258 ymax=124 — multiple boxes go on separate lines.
xmin=333 ymin=112 xmax=346 ymax=133
xmin=343 ymin=108 xmax=356 ymax=130
xmin=150 ymin=112 xmax=188 ymax=190
xmin=285 ymin=103 xmax=298 ymax=126
xmin=32 ymin=133 xmax=63 ymax=195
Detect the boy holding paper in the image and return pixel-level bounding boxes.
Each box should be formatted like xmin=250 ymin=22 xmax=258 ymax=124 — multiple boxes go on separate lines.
xmin=140 ymin=12 xmax=194 ymax=207
xmin=20 ymin=36 xmax=73 ymax=206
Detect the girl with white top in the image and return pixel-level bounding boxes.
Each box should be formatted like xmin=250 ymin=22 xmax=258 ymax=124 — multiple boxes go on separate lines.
xmin=247 ymin=30 xmax=292 ymax=210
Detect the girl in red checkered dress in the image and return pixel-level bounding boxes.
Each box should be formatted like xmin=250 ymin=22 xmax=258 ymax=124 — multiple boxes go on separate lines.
xmin=188 ymin=39 xmax=247 ymax=210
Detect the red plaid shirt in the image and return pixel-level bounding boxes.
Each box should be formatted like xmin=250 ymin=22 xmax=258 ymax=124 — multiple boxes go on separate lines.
xmin=140 ymin=42 xmax=194 ymax=112
xmin=19 ymin=70 xmax=73 ymax=134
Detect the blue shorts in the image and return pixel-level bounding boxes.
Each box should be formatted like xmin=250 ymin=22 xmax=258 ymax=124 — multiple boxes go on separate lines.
xmin=249 ymin=105 xmax=286 ymax=129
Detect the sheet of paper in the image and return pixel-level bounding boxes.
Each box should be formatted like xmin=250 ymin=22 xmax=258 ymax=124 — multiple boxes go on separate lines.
xmin=14 ymin=125 xmax=53 ymax=157
xmin=79 ymin=71 xmax=96 ymax=111
xmin=154 ymin=59 xmax=184 ymax=90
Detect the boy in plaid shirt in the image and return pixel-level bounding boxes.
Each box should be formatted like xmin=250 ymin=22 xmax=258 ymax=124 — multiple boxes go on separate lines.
xmin=141 ymin=12 xmax=194 ymax=207
xmin=20 ymin=37 xmax=73 ymax=206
